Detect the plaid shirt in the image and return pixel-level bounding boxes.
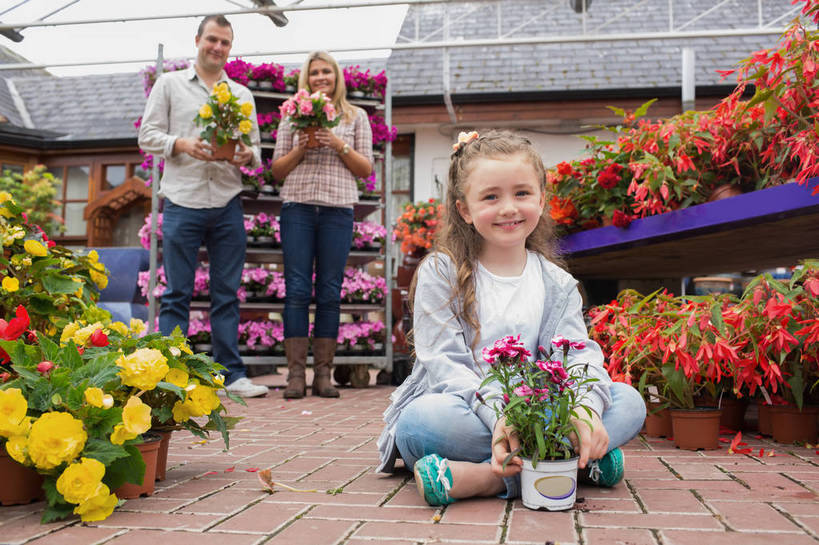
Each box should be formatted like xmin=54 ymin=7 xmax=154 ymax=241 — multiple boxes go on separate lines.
xmin=274 ymin=106 xmax=373 ymax=206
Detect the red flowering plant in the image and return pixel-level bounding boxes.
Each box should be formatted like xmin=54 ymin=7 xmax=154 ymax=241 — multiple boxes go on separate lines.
xmin=391 ymin=198 xmax=443 ymax=256
xmin=477 ymin=335 xmax=598 ymax=465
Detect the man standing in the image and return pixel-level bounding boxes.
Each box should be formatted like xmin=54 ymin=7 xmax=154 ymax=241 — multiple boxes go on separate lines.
xmin=139 ymin=14 xmax=267 ymax=397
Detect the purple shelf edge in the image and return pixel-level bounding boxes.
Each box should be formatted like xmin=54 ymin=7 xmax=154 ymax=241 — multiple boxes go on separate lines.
xmin=560 ymin=178 xmax=819 ymax=256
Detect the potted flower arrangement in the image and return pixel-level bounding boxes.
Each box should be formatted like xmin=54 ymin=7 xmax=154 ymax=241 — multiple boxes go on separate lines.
xmin=187 ymin=318 xmax=212 ymax=353
xmin=263 ymin=270 xmax=286 ymax=301
xmin=245 ymin=213 xmax=279 ymax=246
xmin=241 ymin=267 xmax=270 ymax=300
xmin=223 ymin=58 xmax=253 ymax=87
xmin=257 ymin=111 xmax=281 ymax=143
xmin=352 ymin=221 xmax=386 ymax=250
xmin=139 ymin=58 xmax=189 ymax=97
xmin=139 ymin=212 xmax=163 ymax=250
xmin=357 ymin=172 xmax=379 ymax=200
xmin=261 ymin=158 xmax=280 ymax=195
xmin=343 ymin=66 xmax=387 ymax=99
xmin=340 ymin=268 xmax=386 ymax=304
xmin=249 ymin=62 xmax=283 ymax=90
xmin=137 ymin=266 xmax=167 ymax=300
xmin=369 ymin=111 xmax=397 ymax=150
xmin=194 ymin=82 xmax=254 ymax=160
xmin=240 ymin=165 xmax=263 ymax=193
xmin=278 ymin=89 xmax=340 ymax=148
xmin=478 ymin=335 xmax=599 ymax=511
xmin=282 ymin=69 xmax=299 ymax=93
xmin=393 ymin=198 xmax=443 ymax=288
xmin=192 ymin=267 xmax=210 ymax=301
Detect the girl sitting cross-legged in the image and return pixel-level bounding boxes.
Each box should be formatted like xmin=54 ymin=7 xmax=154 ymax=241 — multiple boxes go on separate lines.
xmin=376 ymin=130 xmax=645 ymax=505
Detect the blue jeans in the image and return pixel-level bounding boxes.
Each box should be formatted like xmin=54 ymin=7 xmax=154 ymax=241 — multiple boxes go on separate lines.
xmin=159 ymin=196 xmax=247 ymax=384
xmin=394 ymin=382 xmax=646 ymax=498
xmin=280 ymin=202 xmax=353 ymax=339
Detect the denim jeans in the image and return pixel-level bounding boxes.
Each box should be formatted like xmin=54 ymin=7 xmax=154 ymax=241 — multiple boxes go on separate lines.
xmin=394 ymin=382 xmax=646 ymax=498
xmin=280 ymin=202 xmax=354 ymax=339
xmin=159 ymin=196 xmax=247 ymax=384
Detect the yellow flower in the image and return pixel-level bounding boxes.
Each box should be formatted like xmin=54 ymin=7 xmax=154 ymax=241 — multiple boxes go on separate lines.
xmin=122 ymin=396 xmax=151 ymax=435
xmin=23 ymin=239 xmax=48 ymax=257
xmin=239 ymin=119 xmax=252 ymax=135
xmin=87 ymin=250 xmax=99 ymax=263
xmin=129 ymin=318 xmax=146 ymax=337
xmin=165 ymin=368 xmax=189 ymax=388
xmin=214 ymin=82 xmax=228 ymax=94
xmin=89 ymin=268 xmax=108 ymax=290
xmin=73 ymin=484 xmax=117 ymax=522
xmin=27 ymin=412 xmax=87 ymax=470
xmin=73 ymin=322 xmax=104 ymax=346
xmin=2 ymin=276 xmax=19 ymax=292
xmin=56 ymin=457 xmax=106 ymax=504
xmin=101 ymin=394 xmax=114 ymax=409
xmin=178 ymin=341 xmax=192 ymax=355
xmin=199 ymin=103 xmax=213 ymax=119
xmin=84 ymin=387 xmax=105 ymax=408
xmin=240 ymin=101 xmax=253 ymax=117
xmin=6 ymin=434 xmax=30 ymax=465
xmin=0 ymin=191 xmax=12 ymax=203
xmin=0 ymin=388 xmax=27 ymax=438
xmin=109 ymin=321 xmax=128 ymax=336
xmin=217 ymin=89 xmax=231 ymax=105
xmin=183 ymin=384 xmax=221 ymax=417
xmin=109 ymin=423 xmax=136 ymax=445
xmin=61 ymin=322 xmax=80 ymax=345
xmin=213 ymin=373 xmax=225 ymax=386
xmin=117 ymin=348 xmax=169 ymax=391
xmin=172 ymin=400 xmax=191 ymax=423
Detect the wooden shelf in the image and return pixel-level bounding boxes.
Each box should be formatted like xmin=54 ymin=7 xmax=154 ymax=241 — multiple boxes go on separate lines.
xmin=561 ymin=179 xmax=819 ymax=279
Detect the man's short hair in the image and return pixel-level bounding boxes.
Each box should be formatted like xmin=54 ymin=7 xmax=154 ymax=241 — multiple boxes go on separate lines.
xmin=197 ymin=15 xmax=233 ymax=38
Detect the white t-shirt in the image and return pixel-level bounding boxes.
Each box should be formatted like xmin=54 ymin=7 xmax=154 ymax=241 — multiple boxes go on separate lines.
xmin=473 ymin=251 xmax=545 ymax=365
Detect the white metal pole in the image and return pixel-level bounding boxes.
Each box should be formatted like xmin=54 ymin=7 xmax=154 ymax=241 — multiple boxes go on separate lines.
xmin=681 ymin=47 xmax=695 ymax=112
xmin=147 ymin=44 xmax=163 ymax=332
xmin=384 ymin=74 xmax=394 ymax=374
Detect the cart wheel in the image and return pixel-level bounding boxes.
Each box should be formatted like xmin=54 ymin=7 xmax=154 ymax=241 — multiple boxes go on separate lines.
xmin=350 ymin=364 xmax=370 ymax=388
xmin=333 ymin=365 xmax=351 ymax=386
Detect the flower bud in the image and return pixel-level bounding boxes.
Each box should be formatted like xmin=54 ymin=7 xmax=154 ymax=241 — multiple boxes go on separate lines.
xmin=169 ymin=347 xmax=181 ymax=357
xmin=0 ymin=372 xmax=10 ymax=383
xmin=90 ymin=329 xmax=109 ymax=347
xmin=102 ymin=394 xmax=114 ymax=409
xmin=77 ymin=346 xmax=85 ymax=355
xmin=36 ymin=360 xmax=54 ymax=374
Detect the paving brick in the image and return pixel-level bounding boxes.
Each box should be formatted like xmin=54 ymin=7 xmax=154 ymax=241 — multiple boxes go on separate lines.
xmin=575 ymin=497 xmax=642 ymax=513
xmin=637 ymin=489 xmax=709 ymax=514
xmin=791 ymin=514 xmax=819 ymax=535
xmin=583 ymin=527 xmax=658 ymax=545
xmin=439 ymin=497 xmax=508 ymax=524
xmin=580 ymin=512 xmax=723 ymax=530
xmin=154 ymin=478 xmax=237 ymax=499
xmin=307 ymin=504 xmax=433 ymax=522
xmin=0 ymin=512 xmax=73 ymax=544
xmin=118 ymin=497 xmax=191 ymax=512
xmin=354 ymin=521 xmax=503 ymax=542
xmin=665 ymin=462 xmax=730 ymax=480
xmin=384 ymin=483 xmax=432 ymax=507
xmin=210 ymin=502 xmax=305 ymax=533
xmin=88 ymin=511 xmax=219 ymax=531
xmin=661 ymin=530 xmax=818 ymax=545
xmin=266 ymin=518 xmax=357 ymax=544
xmin=176 ymin=489 xmax=268 ymax=515
xmin=24 ymin=526 xmax=124 ymax=545
xmin=772 ymin=502 xmax=819 ymax=516
xmin=104 ymin=529 xmax=261 ymax=545
xmin=341 ymin=471 xmax=407 ymax=493
xmin=505 ymin=508 xmax=576 ymax=544
xmin=261 ymin=490 xmax=384 ymax=506
xmin=708 ymin=500 xmax=803 ymax=532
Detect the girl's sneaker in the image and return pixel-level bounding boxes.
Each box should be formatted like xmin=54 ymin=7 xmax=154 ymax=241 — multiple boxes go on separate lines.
xmin=579 ymin=447 xmax=624 ymax=487
xmin=413 ymin=454 xmax=457 ymax=506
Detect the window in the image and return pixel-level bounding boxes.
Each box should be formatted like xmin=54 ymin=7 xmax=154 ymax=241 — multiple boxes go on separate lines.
xmin=103 ymin=164 xmax=127 ymax=190
xmin=0 ymin=163 xmax=24 ymax=177
xmin=47 ymin=163 xmax=90 ymax=239
xmin=391 ymin=134 xmax=414 ymax=222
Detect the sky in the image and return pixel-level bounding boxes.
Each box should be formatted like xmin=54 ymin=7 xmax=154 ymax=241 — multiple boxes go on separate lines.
xmin=0 ymin=0 xmax=409 ymax=76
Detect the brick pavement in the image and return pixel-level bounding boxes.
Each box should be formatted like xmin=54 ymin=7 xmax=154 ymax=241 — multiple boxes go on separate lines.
xmin=2 ymin=372 xmax=819 ymax=545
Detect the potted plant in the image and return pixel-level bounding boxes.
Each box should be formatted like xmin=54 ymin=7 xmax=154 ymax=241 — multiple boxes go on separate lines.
xmin=282 ymin=69 xmax=299 ymax=93
xmin=194 ymin=82 xmax=254 ymax=160
xmin=356 ymin=172 xmax=379 ymax=200
xmin=256 ymin=111 xmax=281 ymax=144
xmin=261 ymin=158 xmax=280 ymax=195
xmin=241 ymin=267 xmax=270 ymax=300
xmin=341 ymin=268 xmax=386 ymax=304
xmin=352 ymin=221 xmax=386 ymax=251
xmin=223 ymin=58 xmax=253 ymax=88
xmin=192 ymin=267 xmax=210 ymax=301
xmin=278 ymin=89 xmax=341 ymax=148
xmin=187 ymin=318 xmax=212 ymax=353
xmin=240 ymin=165 xmax=263 ymax=193
xmin=263 ymin=271 xmax=286 ymax=302
xmin=478 ymin=335 xmax=599 ymax=511
xmin=368 ymin=111 xmax=397 ymax=150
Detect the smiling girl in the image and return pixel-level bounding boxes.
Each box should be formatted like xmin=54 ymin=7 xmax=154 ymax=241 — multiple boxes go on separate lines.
xmin=376 ymin=130 xmax=645 ymax=506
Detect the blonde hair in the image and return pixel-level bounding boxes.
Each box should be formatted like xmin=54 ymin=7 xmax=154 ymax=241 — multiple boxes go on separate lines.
xmin=298 ymin=51 xmax=356 ymax=123
xmin=411 ymin=130 xmax=564 ymax=349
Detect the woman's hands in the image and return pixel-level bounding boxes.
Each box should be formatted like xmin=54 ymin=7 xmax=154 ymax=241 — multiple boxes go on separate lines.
xmin=314 ymin=127 xmax=345 ymax=152
xmin=490 ymin=416 xmax=523 ymax=478
xmin=569 ymin=409 xmax=609 ymax=469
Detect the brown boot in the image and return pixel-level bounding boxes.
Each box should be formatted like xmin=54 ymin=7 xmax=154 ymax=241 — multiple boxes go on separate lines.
xmin=283 ymin=337 xmax=308 ymax=399
xmin=312 ymin=337 xmax=340 ymax=398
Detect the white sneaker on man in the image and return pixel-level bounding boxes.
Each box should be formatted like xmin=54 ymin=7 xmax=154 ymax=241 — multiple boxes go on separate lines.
xmin=223 ymin=377 xmax=268 ymax=398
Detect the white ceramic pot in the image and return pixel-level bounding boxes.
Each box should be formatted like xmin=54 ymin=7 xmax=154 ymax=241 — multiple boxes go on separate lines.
xmin=520 ymin=456 xmax=578 ymax=511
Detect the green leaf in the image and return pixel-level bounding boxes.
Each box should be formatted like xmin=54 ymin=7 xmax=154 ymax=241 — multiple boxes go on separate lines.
xmin=38 ymin=335 xmax=61 ymax=365
xmin=634 ymin=98 xmax=658 ymax=118
xmin=155 ymin=381 xmax=185 ymax=399
xmin=502 ymin=447 xmax=521 ymax=471
xmin=710 ymin=304 xmax=727 ymax=336
xmin=41 ymin=503 xmax=75 ymax=524
xmin=104 ymin=445 xmax=145 ymax=490
xmin=83 ymin=439 xmax=130 ymax=466
xmin=41 ymin=271 xmax=82 ymax=294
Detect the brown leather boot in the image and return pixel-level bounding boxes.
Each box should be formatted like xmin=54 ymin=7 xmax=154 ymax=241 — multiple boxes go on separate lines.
xmin=283 ymin=337 xmax=308 ymax=399
xmin=312 ymin=337 xmax=340 ymax=398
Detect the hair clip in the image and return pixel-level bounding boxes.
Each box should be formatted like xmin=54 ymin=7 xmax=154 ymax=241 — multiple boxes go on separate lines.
xmin=452 ymin=131 xmax=479 ymax=152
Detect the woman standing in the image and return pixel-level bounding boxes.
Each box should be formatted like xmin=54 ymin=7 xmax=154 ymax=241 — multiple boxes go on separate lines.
xmin=272 ymin=51 xmax=374 ymax=399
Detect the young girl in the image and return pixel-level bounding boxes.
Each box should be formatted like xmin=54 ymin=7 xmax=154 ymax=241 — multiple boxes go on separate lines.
xmin=376 ymin=130 xmax=645 ymax=505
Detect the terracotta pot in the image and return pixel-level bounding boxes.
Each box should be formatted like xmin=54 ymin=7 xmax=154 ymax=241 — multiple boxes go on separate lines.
xmin=115 ymin=435 xmax=161 ymax=498
xmin=757 ymin=401 xmax=773 ymax=436
xmin=0 ymin=450 xmax=44 ymax=506
xmin=644 ymin=402 xmax=673 ymax=438
xmin=302 ymin=126 xmax=321 ymax=148
xmin=154 ymin=430 xmax=173 ymax=482
xmin=210 ymin=138 xmax=238 ymax=161
xmin=707 ymin=185 xmax=743 ymax=202
xmin=770 ymin=405 xmax=818 ymax=444
xmin=670 ymin=408 xmax=721 ymax=450
xmin=718 ymin=397 xmax=748 ymax=431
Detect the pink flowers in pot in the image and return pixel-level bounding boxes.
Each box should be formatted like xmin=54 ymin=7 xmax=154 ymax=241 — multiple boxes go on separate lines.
xmin=279 ymin=89 xmax=340 ymax=131
xmin=352 ymin=221 xmax=386 ymax=249
xmin=341 ymin=268 xmax=386 ymax=304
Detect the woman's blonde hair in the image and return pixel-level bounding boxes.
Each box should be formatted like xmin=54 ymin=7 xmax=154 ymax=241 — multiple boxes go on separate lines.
xmin=298 ymin=51 xmax=356 ymax=122
xmin=411 ymin=130 xmax=564 ymax=349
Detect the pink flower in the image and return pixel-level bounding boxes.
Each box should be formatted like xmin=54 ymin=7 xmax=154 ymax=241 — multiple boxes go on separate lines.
xmin=322 ymin=102 xmax=337 ymax=122
xmin=279 ymin=99 xmax=296 ymax=117
xmin=36 ymin=360 xmax=54 ymax=374
xmin=514 ymin=383 xmax=534 ymax=397
xmin=298 ymin=99 xmax=313 ymax=115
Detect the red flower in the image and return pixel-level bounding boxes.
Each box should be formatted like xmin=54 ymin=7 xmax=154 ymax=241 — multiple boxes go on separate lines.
xmin=0 ymin=305 xmax=30 ymax=341
xmin=90 ymin=329 xmax=109 ymax=347
xmin=36 ymin=360 xmax=54 ymax=375
xmin=596 ymin=164 xmax=622 ymax=189
xmin=556 ymin=161 xmax=573 ymax=176
xmin=612 ymin=209 xmax=632 ymax=228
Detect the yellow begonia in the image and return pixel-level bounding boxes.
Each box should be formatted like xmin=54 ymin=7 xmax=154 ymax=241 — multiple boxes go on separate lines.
xmin=239 ymin=119 xmax=252 ymax=135
xmin=73 ymin=484 xmax=117 ymax=522
xmin=2 ymin=276 xmax=19 ymax=292
xmin=182 ymin=384 xmax=221 ymax=417
xmin=109 ymin=321 xmax=128 ymax=336
xmin=0 ymin=388 xmax=27 ymax=438
xmin=165 ymin=368 xmax=189 ymax=388
xmin=240 ymin=101 xmax=253 ymax=117
xmin=109 ymin=423 xmax=136 ymax=445
xmin=117 ymin=347 xmax=169 ymax=391
xmin=0 ymin=191 xmax=12 ymax=203
xmin=172 ymin=400 xmax=191 ymax=423
xmin=177 ymin=341 xmax=192 ymax=355
xmin=73 ymin=322 xmax=105 ymax=346
xmin=122 ymin=396 xmax=151 ymax=435
xmin=6 ymin=434 xmax=30 ymax=465
xmin=27 ymin=412 xmax=87 ymax=470
xmin=217 ymin=89 xmax=231 ymax=104
xmin=3 ymin=225 xmax=25 ymax=246
xmin=56 ymin=457 xmax=106 ymax=504
xmin=214 ymin=82 xmax=228 ymax=94
xmin=84 ymin=387 xmax=105 ymax=408
xmin=89 ymin=268 xmax=108 ymax=290
xmin=23 ymin=239 xmax=48 ymax=257
xmin=129 ymin=318 xmax=146 ymax=336
xmin=61 ymin=322 xmax=80 ymax=345
xmin=199 ymin=104 xmax=213 ymax=118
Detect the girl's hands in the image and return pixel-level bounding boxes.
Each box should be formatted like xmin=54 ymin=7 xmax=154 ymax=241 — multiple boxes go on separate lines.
xmin=490 ymin=416 xmax=523 ymax=477
xmin=314 ymin=128 xmax=344 ymax=152
xmin=568 ymin=409 xmax=608 ymax=469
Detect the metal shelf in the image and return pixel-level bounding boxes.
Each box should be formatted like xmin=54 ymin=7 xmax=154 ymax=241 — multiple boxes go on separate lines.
xmin=241 ymin=355 xmax=388 ymax=368
xmin=190 ymin=300 xmax=383 ymax=313
xmin=251 ymin=89 xmax=384 ymax=110
xmin=241 ymin=193 xmax=382 ymax=220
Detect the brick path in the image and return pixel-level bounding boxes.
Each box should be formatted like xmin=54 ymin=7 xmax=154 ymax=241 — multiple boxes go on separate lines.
xmin=2 ymin=372 xmax=819 ymax=545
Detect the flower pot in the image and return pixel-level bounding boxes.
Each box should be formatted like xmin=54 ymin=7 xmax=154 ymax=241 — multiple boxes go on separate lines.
xmin=350 ymin=90 xmax=365 ymax=98
xmin=757 ymin=401 xmax=773 ymax=436
xmin=260 ymin=184 xmax=275 ymax=194
xmin=238 ymin=343 xmax=249 ymax=354
xmin=194 ymin=343 xmax=212 ymax=353
xmin=302 ymin=126 xmax=321 ymax=148
xmin=520 ymin=457 xmax=578 ymax=511
xmin=246 ymin=80 xmax=258 ymax=89
xmin=770 ymin=405 xmax=818 ymax=444
xmin=644 ymin=402 xmax=673 ymax=438
xmin=211 ymin=138 xmax=238 ymax=161
xmin=114 ymin=435 xmax=161 ymax=498
xmin=670 ymin=408 xmax=721 ymax=450
xmin=259 ymin=80 xmax=273 ymax=90
xmin=0 ymin=450 xmax=44 ymax=506
xmin=255 ymin=235 xmax=274 ymax=244
xmin=718 ymin=397 xmax=748 ymax=431
xmin=154 ymin=430 xmax=173 ymax=481
xmin=707 ymin=184 xmax=743 ymax=202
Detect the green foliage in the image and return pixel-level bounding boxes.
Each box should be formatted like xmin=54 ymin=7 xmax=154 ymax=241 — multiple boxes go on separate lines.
xmin=0 ymin=165 xmax=63 ymax=237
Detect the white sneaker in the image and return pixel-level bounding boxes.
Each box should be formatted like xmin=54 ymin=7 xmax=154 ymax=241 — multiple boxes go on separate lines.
xmin=223 ymin=377 xmax=268 ymax=398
